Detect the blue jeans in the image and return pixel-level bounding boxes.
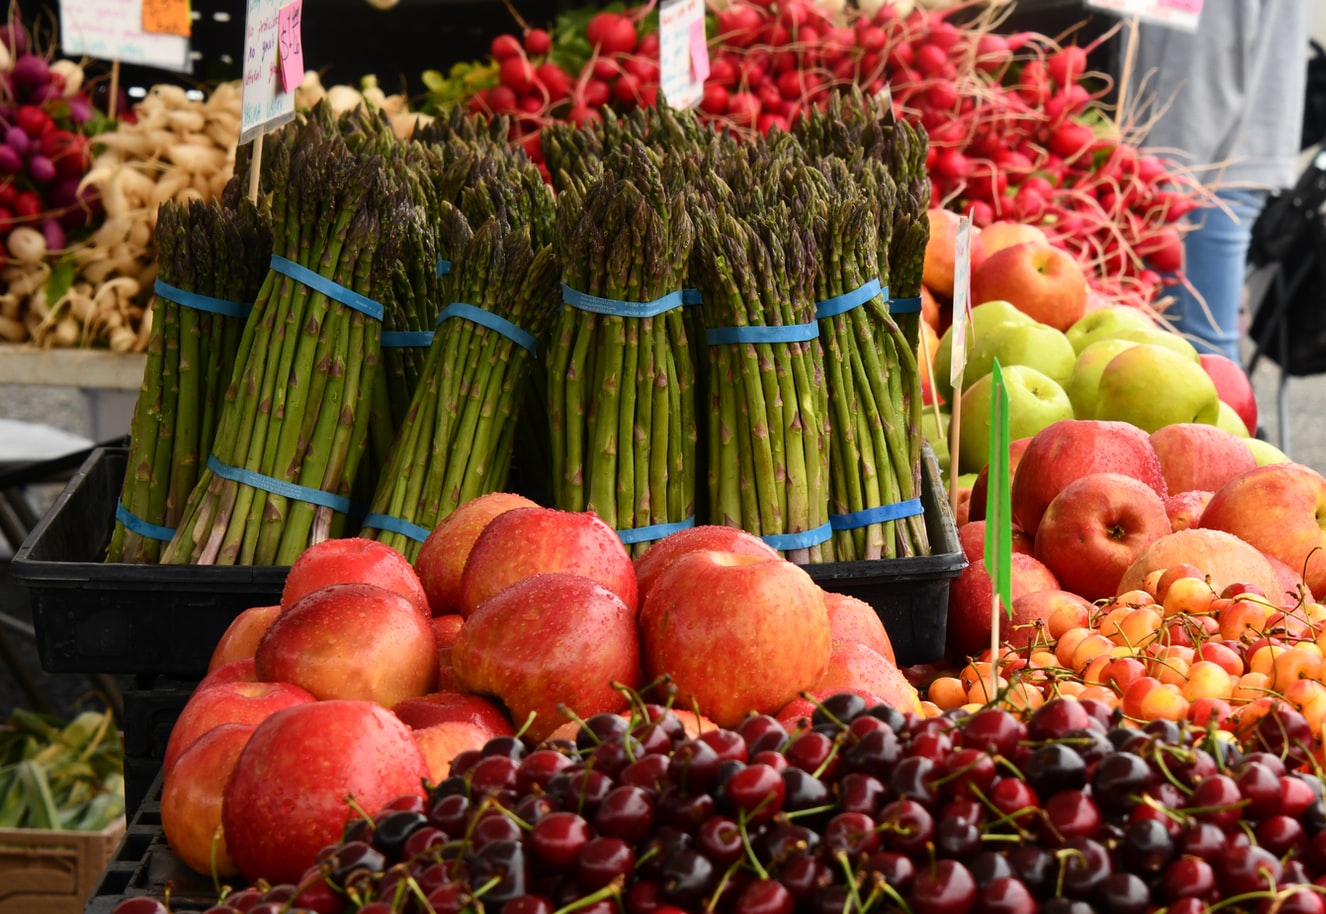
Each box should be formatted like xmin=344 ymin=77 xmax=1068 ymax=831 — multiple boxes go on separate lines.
xmin=1167 ymin=187 xmax=1269 ymax=362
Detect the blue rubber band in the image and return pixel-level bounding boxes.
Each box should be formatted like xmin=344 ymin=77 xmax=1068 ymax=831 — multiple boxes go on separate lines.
xmin=682 ymin=288 xmax=703 ymax=306
xmin=706 ymin=322 xmax=819 ymax=346
xmin=616 ymin=515 xmax=696 ymax=546
xmin=436 ymin=303 xmax=538 ymax=356
xmin=381 ymin=330 xmax=435 ymax=348
xmin=270 ymin=255 xmax=385 ymax=321
xmin=889 ymin=295 xmax=922 ymax=314
xmin=761 ymin=522 xmax=834 ymax=551
xmin=206 ymin=454 xmax=361 ymax=516
xmin=562 ymin=284 xmax=685 ymax=319
xmin=436 ymin=259 xmax=452 ymax=277
xmin=360 ymin=512 xmax=432 ymax=544
xmin=153 ymin=279 xmax=252 ymax=319
xmin=815 ymin=279 xmax=884 ymax=320
xmin=828 ymin=498 xmax=924 ymax=531
xmin=114 ymin=502 xmax=176 ymax=542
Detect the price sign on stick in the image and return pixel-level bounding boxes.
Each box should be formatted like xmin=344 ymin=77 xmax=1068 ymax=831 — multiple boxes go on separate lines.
xmin=141 ymin=0 xmax=190 ymax=37
xmin=240 ymin=0 xmax=297 ymax=144
xmin=984 ymin=359 xmax=1013 ymax=701
xmin=658 ymin=0 xmax=705 ymax=109
xmin=1085 ymin=0 xmax=1202 ymax=32
xmin=277 ymin=0 xmax=304 ymax=93
xmin=59 ymin=0 xmax=190 ymax=70
xmin=947 ymin=212 xmax=974 ymax=516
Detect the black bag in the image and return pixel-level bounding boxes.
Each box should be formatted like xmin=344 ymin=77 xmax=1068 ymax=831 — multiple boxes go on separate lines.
xmin=1247 ymin=151 xmax=1326 ymax=376
xmin=1303 ymin=40 xmax=1326 ymax=151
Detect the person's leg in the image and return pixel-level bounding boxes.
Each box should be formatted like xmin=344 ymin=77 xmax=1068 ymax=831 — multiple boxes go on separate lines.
xmin=1166 ymin=187 xmax=1269 ymax=362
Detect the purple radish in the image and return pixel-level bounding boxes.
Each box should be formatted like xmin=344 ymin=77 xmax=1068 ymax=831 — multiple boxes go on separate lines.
xmin=0 ymin=145 xmax=21 ymax=175
xmin=27 ymin=154 xmax=54 ymax=184
xmin=5 ymin=126 xmax=29 ymax=157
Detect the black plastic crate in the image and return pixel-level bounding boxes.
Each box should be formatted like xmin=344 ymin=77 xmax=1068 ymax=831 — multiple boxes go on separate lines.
xmin=801 ymin=444 xmax=965 ymax=668
xmin=122 ymin=684 xmax=198 ymax=818
xmin=85 ymin=771 xmax=220 ymax=914
xmin=10 ymin=448 xmax=287 ymax=679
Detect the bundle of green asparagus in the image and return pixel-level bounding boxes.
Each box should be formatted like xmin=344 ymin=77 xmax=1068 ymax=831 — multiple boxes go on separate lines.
xmin=691 ymin=200 xmax=830 ymax=564
xmin=547 ymin=141 xmax=697 ymax=554
xmin=160 ymin=137 xmax=414 ymax=565
xmin=361 ymin=209 xmax=561 ymax=560
xmin=107 ymin=188 xmax=272 ymax=563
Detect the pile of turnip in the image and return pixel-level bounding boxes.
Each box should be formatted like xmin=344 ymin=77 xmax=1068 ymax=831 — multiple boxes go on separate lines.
xmin=428 ymin=0 xmax=1206 ymax=311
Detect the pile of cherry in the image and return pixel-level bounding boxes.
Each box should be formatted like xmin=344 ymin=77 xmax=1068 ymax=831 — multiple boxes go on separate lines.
xmin=113 ymin=694 xmax=1326 ymax=914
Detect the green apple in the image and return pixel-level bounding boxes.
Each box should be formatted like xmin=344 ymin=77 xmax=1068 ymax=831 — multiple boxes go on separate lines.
xmin=950 ymin=365 xmax=1075 ymax=475
xmin=1110 ymin=327 xmax=1200 ymax=362
xmin=1094 ymin=344 xmax=1221 ymax=432
xmin=1066 ymin=338 xmax=1138 ymax=420
xmin=1245 ymin=437 xmax=1291 ymax=466
xmin=1066 ymin=305 xmax=1157 ymax=354
xmin=933 ymin=300 xmax=1034 ymax=403
xmin=923 ymin=406 xmax=952 ymax=474
xmin=1215 ymin=401 xmax=1251 ymax=437
xmin=971 ymin=320 xmax=1077 ymax=390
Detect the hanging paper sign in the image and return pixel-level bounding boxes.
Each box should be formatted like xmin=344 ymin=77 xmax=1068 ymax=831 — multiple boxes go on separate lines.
xmin=1085 ymin=0 xmax=1202 ymax=33
xmin=59 ymin=0 xmax=191 ymax=70
xmin=949 ymin=214 xmax=974 ymax=390
xmin=277 ymin=0 xmax=303 ymax=93
xmin=141 ymin=0 xmax=190 ymax=37
xmin=240 ymin=0 xmax=297 ymax=144
xmin=659 ymin=0 xmax=705 ymax=110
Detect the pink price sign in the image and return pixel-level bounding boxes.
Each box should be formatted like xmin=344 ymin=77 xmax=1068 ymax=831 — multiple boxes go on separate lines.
xmin=277 ymin=0 xmax=303 ymax=93
xmin=688 ymin=18 xmax=709 ymax=82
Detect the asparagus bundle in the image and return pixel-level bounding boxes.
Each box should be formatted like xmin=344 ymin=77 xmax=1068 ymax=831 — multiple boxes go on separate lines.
xmin=361 ymin=210 xmax=560 ymax=560
xmin=107 ymin=189 xmax=272 ymax=563
xmin=691 ymin=202 xmax=830 ymax=563
xmin=161 ymin=138 xmax=412 ymax=565
xmin=547 ymin=141 xmax=696 ymax=554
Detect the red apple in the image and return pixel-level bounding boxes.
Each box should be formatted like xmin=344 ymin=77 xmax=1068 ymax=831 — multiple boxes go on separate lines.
xmin=459 ymin=507 xmax=638 ymax=617
xmin=162 ymin=679 xmax=317 ymax=777
xmin=822 ymin=591 xmax=895 ymax=665
xmin=969 ymin=241 xmax=1089 ymax=331
xmin=776 ymin=689 xmax=888 ymax=731
xmin=392 ymin=691 xmax=514 ymax=737
xmin=195 ymin=658 xmax=258 ymax=693
xmin=1263 ymin=552 xmax=1314 ymax=606
xmin=633 ymin=525 xmax=780 ymax=603
xmin=639 ymin=551 xmax=831 ymax=728
xmin=1011 ymin=419 xmax=1168 ymax=537
xmin=281 ymin=537 xmax=430 ymax=620
xmin=959 ymin=520 xmax=1034 ymax=558
xmin=814 ymin=641 xmax=921 ymax=713
xmin=1115 ymin=528 xmax=1281 ymax=598
xmin=1199 ymin=352 xmax=1258 ymax=437
xmin=162 ymin=722 xmax=254 ymax=877
xmin=414 ymin=492 xmax=539 ymax=616
xmin=1198 ymin=463 xmax=1326 ymax=597
xmin=1149 ymin=423 xmax=1258 ymax=495
xmin=967 ymin=436 xmax=1033 ymax=524
xmin=223 ymin=700 xmax=430 ymax=885
xmin=432 ymin=614 xmax=465 ymax=692
xmin=1006 ymin=590 xmax=1093 ymax=649
xmin=924 ymin=208 xmax=988 ymax=299
xmin=256 ymin=582 xmax=437 ymax=708
xmin=453 ymin=572 xmax=640 ymax=741
xmin=1033 ymin=472 xmax=1171 ymax=601
xmin=414 ymin=721 xmax=493 ymax=783
xmin=208 ymin=605 xmax=280 ymax=671
xmin=947 ymin=522 xmax=1060 ymax=663
xmin=1165 ymin=491 xmax=1214 ymax=532
xmin=979 ymin=220 xmax=1050 ymax=256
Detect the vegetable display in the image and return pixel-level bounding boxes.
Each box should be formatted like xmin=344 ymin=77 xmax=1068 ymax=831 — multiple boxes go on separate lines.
xmin=0 ymin=707 xmax=125 ymax=832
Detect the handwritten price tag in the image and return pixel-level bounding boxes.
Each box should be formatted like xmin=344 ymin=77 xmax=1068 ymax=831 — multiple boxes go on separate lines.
xmin=658 ymin=0 xmax=704 ymax=109
xmin=277 ymin=0 xmax=303 ymax=92
xmin=142 ymin=0 xmax=189 ymax=36
xmin=688 ymin=18 xmax=708 ymax=82
xmin=240 ymin=0 xmax=296 ymax=143
xmin=59 ymin=0 xmax=190 ymax=69
xmin=1085 ymin=0 xmax=1203 ymax=32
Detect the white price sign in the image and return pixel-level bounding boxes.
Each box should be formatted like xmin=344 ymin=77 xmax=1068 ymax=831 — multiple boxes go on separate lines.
xmin=1086 ymin=0 xmax=1203 ymax=33
xmin=240 ymin=0 xmax=297 ymax=144
xmin=659 ymin=0 xmax=706 ymax=110
xmin=59 ymin=0 xmax=190 ymax=71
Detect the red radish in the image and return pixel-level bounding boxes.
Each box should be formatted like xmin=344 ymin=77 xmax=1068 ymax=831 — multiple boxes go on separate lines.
xmin=516 ymin=94 xmax=544 ymax=116
xmin=933 ymin=148 xmax=970 ymax=181
xmin=757 ymin=82 xmax=783 ymax=114
xmin=1047 ymin=45 xmax=1088 ymax=87
xmin=761 ymin=23 xmax=790 ymax=47
xmin=568 ymin=104 xmax=602 ymax=128
xmin=727 ymin=92 xmax=762 ymax=128
xmin=709 ymin=55 xmax=739 ymax=87
xmin=602 ymin=16 xmax=639 ymax=55
xmin=716 ymin=5 xmax=764 ymax=47
xmin=758 ymin=112 xmax=789 ymax=135
xmin=700 ymin=83 xmax=730 ymax=116
xmin=524 ymin=28 xmax=551 ymax=57
xmin=638 ymin=32 xmax=659 ymax=57
xmin=1048 ymin=120 xmax=1095 ymax=160
xmin=859 ymin=26 xmax=887 ymax=53
xmin=927 ymin=20 xmax=961 ymax=51
xmin=591 ymin=57 xmax=620 ymax=80
xmin=500 ymin=56 xmax=536 ymax=95
xmin=1139 ymin=227 xmax=1184 ymax=273
xmin=623 ymin=55 xmax=659 ymax=83
xmin=535 ymin=63 xmax=571 ymax=101
xmin=926 ymin=82 xmax=958 ymax=111
xmin=13 ymin=190 xmax=40 ymax=219
xmin=777 ymin=0 xmax=813 ymax=32
xmin=975 ymin=33 xmax=1011 ymax=72
xmin=637 ymin=83 xmax=658 ymax=108
xmin=614 ymin=73 xmax=644 ymax=107
xmin=772 ymin=49 xmax=796 ymax=74
xmin=775 ymin=69 xmax=804 ymax=102
xmin=490 ymin=34 xmax=523 ymax=61
xmin=487 ymin=85 xmax=518 ymax=114
xmin=586 ymin=11 xmax=621 ymax=49
xmin=580 ymin=79 xmax=611 ymax=109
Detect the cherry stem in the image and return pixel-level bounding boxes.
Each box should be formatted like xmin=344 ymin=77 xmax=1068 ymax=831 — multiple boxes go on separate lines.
xmin=737 ymin=810 xmax=770 ymax=881
xmin=552 ymin=878 xmax=624 ymax=914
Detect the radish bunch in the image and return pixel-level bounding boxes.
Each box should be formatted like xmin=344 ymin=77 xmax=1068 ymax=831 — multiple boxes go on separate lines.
xmin=430 ymin=0 xmax=1207 ymax=310
xmin=0 ymin=22 xmax=103 ymax=263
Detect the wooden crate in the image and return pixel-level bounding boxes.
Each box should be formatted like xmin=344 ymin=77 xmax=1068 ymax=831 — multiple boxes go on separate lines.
xmin=0 ymin=819 xmax=127 ymax=914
